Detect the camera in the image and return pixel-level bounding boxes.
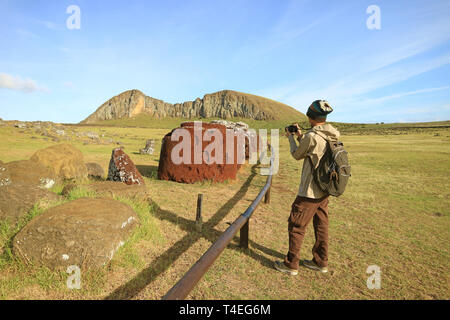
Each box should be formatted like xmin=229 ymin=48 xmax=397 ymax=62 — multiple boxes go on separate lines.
xmin=285 ymin=125 xmax=298 ymax=133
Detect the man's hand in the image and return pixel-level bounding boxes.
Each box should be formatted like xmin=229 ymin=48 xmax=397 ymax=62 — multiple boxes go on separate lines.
xmin=285 ymin=123 xmax=302 ymax=137
xmin=285 ymin=127 xmax=291 ymax=137
xmin=293 ymin=123 xmax=302 ymax=137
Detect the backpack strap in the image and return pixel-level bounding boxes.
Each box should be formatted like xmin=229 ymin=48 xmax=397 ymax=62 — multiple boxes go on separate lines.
xmin=307 ymin=130 xmax=334 ymax=170
xmin=311 ymin=129 xmax=334 ymax=142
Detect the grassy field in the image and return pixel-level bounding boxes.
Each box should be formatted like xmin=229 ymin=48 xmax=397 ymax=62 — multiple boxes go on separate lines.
xmin=76 ymin=114 xmax=450 ymax=133
xmin=0 ymin=121 xmax=449 ymax=299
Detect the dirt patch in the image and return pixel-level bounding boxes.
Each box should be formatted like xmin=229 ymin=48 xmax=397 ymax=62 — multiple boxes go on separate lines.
xmin=86 ymin=181 xmax=150 ymax=201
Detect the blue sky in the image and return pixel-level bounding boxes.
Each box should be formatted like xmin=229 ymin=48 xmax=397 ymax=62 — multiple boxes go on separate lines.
xmin=0 ymin=0 xmax=449 ymax=123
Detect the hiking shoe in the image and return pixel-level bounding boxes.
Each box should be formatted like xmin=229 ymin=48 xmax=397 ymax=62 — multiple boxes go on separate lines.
xmin=274 ymin=261 xmax=298 ymax=276
xmin=300 ymin=259 xmax=328 ymax=273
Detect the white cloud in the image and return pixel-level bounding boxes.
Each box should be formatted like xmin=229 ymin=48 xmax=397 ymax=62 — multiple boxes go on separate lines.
xmin=255 ymin=2 xmax=450 ymax=115
xmin=356 ymin=86 xmax=450 ymax=105
xmin=0 ymin=73 xmax=47 ymax=93
xmin=16 ymin=29 xmax=39 ymax=39
xmin=36 ymin=20 xmax=61 ymax=30
xmin=63 ymin=81 xmax=75 ymax=88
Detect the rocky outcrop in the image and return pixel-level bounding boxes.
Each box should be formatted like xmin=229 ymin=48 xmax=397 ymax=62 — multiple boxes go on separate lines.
xmin=0 ymin=184 xmax=61 ymax=224
xmin=1 ymin=144 xmax=88 ymax=188
xmin=85 ymin=162 xmax=104 ymax=179
xmin=80 ymin=89 xmax=305 ymax=123
xmin=0 ymin=159 xmax=56 ymax=188
xmin=13 ymin=198 xmax=139 ymax=269
xmin=107 ymin=148 xmax=145 ymax=185
xmin=30 ymin=144 xmax=88 ymax=180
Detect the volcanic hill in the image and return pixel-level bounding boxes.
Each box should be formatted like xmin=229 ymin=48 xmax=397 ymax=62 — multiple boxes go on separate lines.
xmin=80 ymin=89 xmax=305 ymax=124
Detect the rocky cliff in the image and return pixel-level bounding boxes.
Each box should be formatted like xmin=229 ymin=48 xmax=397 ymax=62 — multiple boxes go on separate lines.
xmin=80 ymin=89 xmax=305 ymax=124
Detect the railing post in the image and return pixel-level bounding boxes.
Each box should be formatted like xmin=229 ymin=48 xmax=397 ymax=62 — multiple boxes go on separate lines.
xmin=196 ymin=194 xmax=203 ymax=232
xmin=240 ymin=220 xmax=249 ymax=249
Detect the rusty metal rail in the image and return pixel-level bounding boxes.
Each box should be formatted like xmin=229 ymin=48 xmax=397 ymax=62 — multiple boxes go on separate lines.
xmin=162 ymin=145 xmax=274 ymax=300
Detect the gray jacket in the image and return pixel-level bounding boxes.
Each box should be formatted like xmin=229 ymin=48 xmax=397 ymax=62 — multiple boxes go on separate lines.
xmin=288 ymin=124 xmax=340 ymax=199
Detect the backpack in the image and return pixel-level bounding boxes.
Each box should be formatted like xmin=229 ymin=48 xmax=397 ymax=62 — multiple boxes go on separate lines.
xmin=309 ymin=132 xmax=351 ymax=197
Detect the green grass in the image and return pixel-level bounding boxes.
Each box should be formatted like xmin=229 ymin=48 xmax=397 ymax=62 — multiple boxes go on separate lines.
xmin=0 ymin=121 xmax=449 ymax=299
xmin=0 ymin=184 xmax=162 ymax=299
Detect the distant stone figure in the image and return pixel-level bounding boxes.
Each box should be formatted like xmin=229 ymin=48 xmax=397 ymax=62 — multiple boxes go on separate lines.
xmin=14 ymin=122 xmax=27 ymax=129
xmin=140 ymin=139 xmax=155 ymax=155
xmin=107 ymin=148 xmax=145 ymax=185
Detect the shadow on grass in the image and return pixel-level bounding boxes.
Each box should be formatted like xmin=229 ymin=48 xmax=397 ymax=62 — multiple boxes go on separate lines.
xmin=136 ymin=165 xmax=159 ymax=179
xmin=105 ymin=165 xmax=283 ymax=300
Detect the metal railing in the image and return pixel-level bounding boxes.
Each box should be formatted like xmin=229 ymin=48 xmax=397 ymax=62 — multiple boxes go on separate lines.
xmin=162 ymin=145 xmax=275 ymax=300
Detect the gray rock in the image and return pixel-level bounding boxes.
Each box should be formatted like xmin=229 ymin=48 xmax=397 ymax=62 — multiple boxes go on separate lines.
xmin=15 ymin=122 xmax=27 ymax=129
xmin=139 ymin=139 xmax=155 ymax=155
xmin=0 ymin=184 xmax=61 ymax=225
xmin=85 ymin=162 xmax=104 ymax=179
xmin=85 ymin=131 xmax=99 ymax=140
xmin=1 ymin=160 xmax=56 ymax=188
xmin=13 ymin=198 xmax=139 ymax=269
xmin=107 ymin=148 xmax=145 ymax=185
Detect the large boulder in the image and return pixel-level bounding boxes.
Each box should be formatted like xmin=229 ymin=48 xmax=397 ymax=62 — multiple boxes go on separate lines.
xmin=85 ymin=162 xmax=104 ymax=179
xmin=157 ymin=122 xmax=245 ymax=184
xmin=0 ymin=184 xmax=61 ymax=224
xmin=30 ymin=144 xmax=88 ymax=180
xmin=13 ymin=198 xmax=140 ymax=270
xmin=107 ymin=148 xmax=145 ymax=185
xmin=0 ymin=160 xmax=56 ymax=188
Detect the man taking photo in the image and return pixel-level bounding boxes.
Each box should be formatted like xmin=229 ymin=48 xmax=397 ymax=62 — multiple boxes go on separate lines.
xmin=274 ymin=100 xmax=340 ymax=276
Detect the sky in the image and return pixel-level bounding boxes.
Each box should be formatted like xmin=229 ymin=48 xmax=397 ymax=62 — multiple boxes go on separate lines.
xmin=0 ymin=0 xmax=449 ymax=124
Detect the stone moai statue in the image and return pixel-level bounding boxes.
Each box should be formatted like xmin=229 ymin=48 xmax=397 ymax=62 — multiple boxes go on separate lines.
xmin=140 ymin=139 xmax=155 ymax=155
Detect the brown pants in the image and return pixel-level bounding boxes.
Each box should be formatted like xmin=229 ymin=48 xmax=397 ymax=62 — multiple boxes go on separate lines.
xmin=284 ymin=195 xmax=329 ymax=270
